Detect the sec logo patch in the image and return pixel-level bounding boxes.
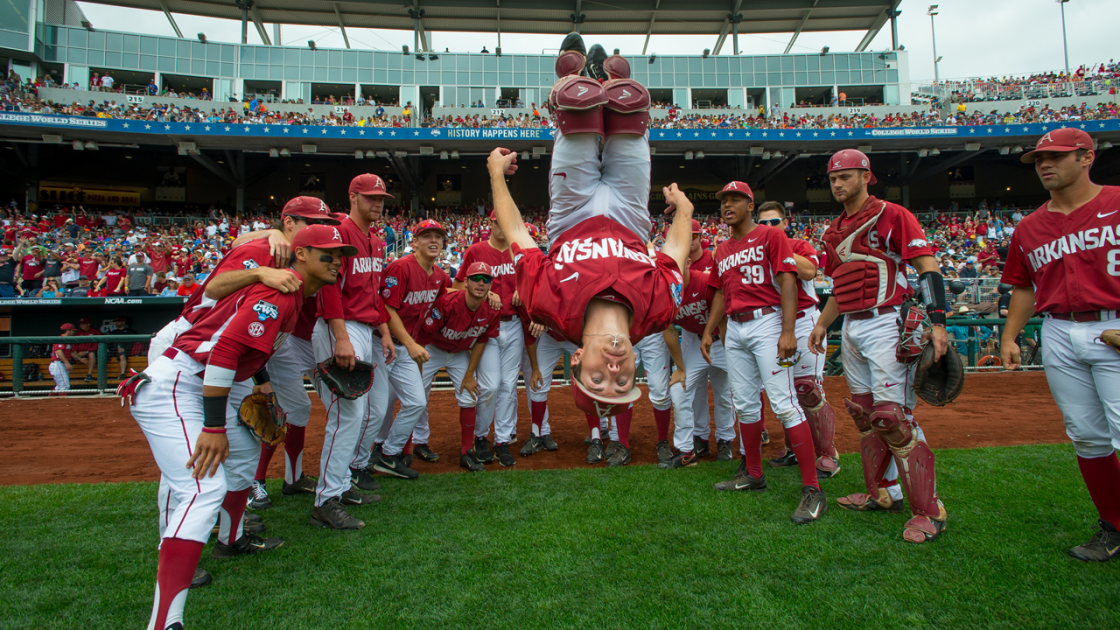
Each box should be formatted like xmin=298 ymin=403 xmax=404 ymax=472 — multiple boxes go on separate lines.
xmin=248 ymin=322 xmax=265 ymax=337
xmin=383 ymin=288 xmax=391 ymax=298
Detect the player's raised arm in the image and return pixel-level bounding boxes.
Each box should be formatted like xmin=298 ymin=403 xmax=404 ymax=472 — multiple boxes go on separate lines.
xmin=487 ymin=147 xmax=536 ymax=251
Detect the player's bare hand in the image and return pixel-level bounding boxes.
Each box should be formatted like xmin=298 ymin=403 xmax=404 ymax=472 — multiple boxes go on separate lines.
xmin=777 ymin=330 xmax=798 ymax=360
xmin=333 ymin=337 xmax=356 ymax=370
xmin=530 ymin=369 xmax=543 ymax=391
xmin=257 ymin=267 xmax=302 ymax=294
xmin=512 ymin=290 xmax=521 ymax=307
xmin=408 ymin=342 xmax=430 ymax=365
xmin=808 ymin=325 xmax=828 ymax=355
xmin=670 ymin=368 xmax=686 ymax=392
xmin=187 ymin=432 xmax=229 ymax=479
xmin=267 ymin=230 xmax=292 ymax=267
xmin=1001 ymin=337 xmax=1021 ymax=371
xmin=662 ymin=183 xmax=694 ymax=216
xmin=923 ymin=325 xmax=949 ymax=361
xmin=486 ymin=292 xmax=502 ymax=311
xmin=700 ymin=333 xmax=714 ymax=365
xmin=487 ymin=147 xmax=518 ymax=176
xmin=253 ymin=382 xmax=274 ymax=396
xmin=528 ymin=321 xmax=546 ymax=339
xmin=460 ymin=373 xmax=479 ymax=401
xmin=381 ymin=335 xmax=396 ymax=365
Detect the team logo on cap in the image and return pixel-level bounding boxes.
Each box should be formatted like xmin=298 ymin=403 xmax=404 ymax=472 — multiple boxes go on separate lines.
xmin=253 ymin=300 xmax=279 ymax=321
xmin=727 ymin=182 xmax=740 ymax=190
xmin=320 ymin=200 xmax=330 ymax=212
xmin=1039 ymin=132 xmax=1053 ymax=145
xmin=332 ymin=228 xmax=342 ymax=241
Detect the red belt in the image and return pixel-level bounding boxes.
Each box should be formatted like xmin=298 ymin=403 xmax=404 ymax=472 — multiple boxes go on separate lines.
xmin=845 ymin=306 xmax=898 ymax=321
xmin=730 ymin=307 xmax=807 ymax=323
xmin=1050 ymin=311 xmax=1112 ymax=322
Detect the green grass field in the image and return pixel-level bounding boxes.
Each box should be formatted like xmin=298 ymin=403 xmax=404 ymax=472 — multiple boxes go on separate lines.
xmin=2 ymin=443 xmax=1118 ymax=630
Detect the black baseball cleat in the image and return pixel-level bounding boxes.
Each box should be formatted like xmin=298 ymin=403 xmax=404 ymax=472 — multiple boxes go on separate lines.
xmin=1069 ymin=520 xmax=1120 ymax=562
xmin=655 ymin=440 xmax=674 ymax=464
xmin=350 ymin=467 xmax=381 ymax=492
xmin=604 ymin=439 xmax=621 ymax=459
xmin=659 ymin=450 xmax=698 ymax=470
xmin=247 ymin=480 xmax=271 ymax=510
xmin=585 ymin=44 xmax=608 ymax=82
xmin=520 ymin=435 xmax=545 ymax=456
xmin=716 ymin=439 xmax=734 ymax=461
xmin=413 ymin=443 xmax=440 ymax=463
xmin=713 ymin=456 xmax=749 ymax=491
xmin=607 ymin=444 xmax=631 ymax=467
xmin=791 ymin=486 xmax=828 ymax=524
xmin=190 ymin=567 xmax=212 ymax=589
xmin=693 ymin=437 xmax=711 ymax=458
xmin=586 ymin=438 xmax=606 ymax=464
xmin=341 ymin=488 xmax=381 ymax=505
xmin=310 ymin=497 xmax=365 ymax=530
xmin=212 ymin=533 xmax=284 ymax=558
xmin=559 ymin=32 xmax=587 ymax=56
xmin=283 ymin=472 xmax=318 ymax=495
xmin=541 ymin=435 xmax=559 ymax=451
xmin=495 ymin=442 xmax=517 ymax=467
xmin=769 ymin=450 xmax=799 ymax=467
xmin=460 ymin=452 xmax=486 ymax=472
xmin=474 ymin=436 xmax=495 ymax=463
xmin=373 ymin=451 xmax=419 ymax=480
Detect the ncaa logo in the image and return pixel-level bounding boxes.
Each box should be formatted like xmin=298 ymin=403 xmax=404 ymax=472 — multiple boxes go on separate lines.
xmin=248 ymin=322 xmax=265 ymax=337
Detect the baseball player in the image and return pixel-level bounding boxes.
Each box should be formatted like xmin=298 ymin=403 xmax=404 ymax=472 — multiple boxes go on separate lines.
xmin=310 ymin=174 xmax=396 ymax=530
xmin=700 ymin=180 xmax=826 ymax=525
xmin=72 ymin=317 xmax=100 ymax=382
xmin=371 ymin=220 xmax=453 ymax=476
xmin=452 ymin=212 xmax=520 ymax=460
xmin=756 ymin=201 xmax=841 ymax=478
xmin=807 ymin=149 xmax=950 ymax=544
xmin=520 ymin=325 xmax=572 ymax=457
xmin=49 ymin=323 xmax=76 ymax=394
xmin=414 ymin=262 xmax=501 ymax=472
xmin=999 ymin=128 xmax=1120 ymax=562
xmin=630 ymin=241 xmax=675 ymax=464
xmin=123 ymin=225 xmax=348 ymax=630
xmin=487 ymin=35 xmax=692 ymax=467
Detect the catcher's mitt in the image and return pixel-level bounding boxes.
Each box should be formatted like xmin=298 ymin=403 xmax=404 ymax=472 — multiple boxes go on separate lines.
xmin=1101 ymin=330 xmax=1120 ymax=354
xmin=238 ymin=392 xmax=287 ymax=446
xmin=913 ymin=343 xmax=964 ymax=407
xmin=315 ymin=358 xmax=375 ymax=400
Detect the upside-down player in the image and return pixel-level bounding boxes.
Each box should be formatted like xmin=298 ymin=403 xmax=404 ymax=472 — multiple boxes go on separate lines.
xmin=124 ymin=225 xmax=349 ymax=630
xmin=1000 ymin=128 xmax=1120 ymax=562
xmin=808 ymin=149 xmax=950 ymax=544
xmin=488 ymin=33 xmax=692 ymax=468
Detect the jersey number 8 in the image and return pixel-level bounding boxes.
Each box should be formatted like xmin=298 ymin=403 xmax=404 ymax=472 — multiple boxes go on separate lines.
xmin=739 ymin=264 xmax=765 ymax=284
xmin=1109 ymin=249 xmax=1120 ymax=277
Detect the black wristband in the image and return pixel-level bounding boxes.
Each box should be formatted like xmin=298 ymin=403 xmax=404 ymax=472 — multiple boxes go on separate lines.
xmin=203 ymin=395 xmax=228 ymax=428
xmin=918 ymin=270 xmax=948 ymax=320
xmin=252 ymin=366 xmax=270 ymax=386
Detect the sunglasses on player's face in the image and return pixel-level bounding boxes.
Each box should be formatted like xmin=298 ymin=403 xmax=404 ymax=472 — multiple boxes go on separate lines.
xmin=468 ymin=275 xmax=492 ymax=284
xmin=758 ymin=218 xmax=783 ymax=227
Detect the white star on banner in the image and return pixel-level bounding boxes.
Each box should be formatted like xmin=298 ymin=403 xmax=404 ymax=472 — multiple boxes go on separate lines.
xmin=224 ymin=126 xmax=230 ymax=131
xmin=204 ymin=126 xmax=211 ymax=131
xmin=122 ymin=123 xmax=129 ymax=128
xmin=184 ymin=125 xmax=190 ymax=131
xmin=359 ymin=130 xmax=365 ymax=135
xmin=144 ymin=124 xmax=151 ymax=130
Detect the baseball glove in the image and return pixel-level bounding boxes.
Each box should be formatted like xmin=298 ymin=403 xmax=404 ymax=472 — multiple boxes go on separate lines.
xmin=315 ymin=358 xmax=375 ymax=400
xmin=914 ymin=343 xmax=965 ymax=407
xmin=238 ymin=392 xmax=287 ymax=446
xmin=1101 ymin=329 xmax=1120 ymax=354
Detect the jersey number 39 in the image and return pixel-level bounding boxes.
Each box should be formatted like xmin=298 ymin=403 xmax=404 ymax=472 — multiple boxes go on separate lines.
xmin=739 ymin=264 xmax=765 ymax=284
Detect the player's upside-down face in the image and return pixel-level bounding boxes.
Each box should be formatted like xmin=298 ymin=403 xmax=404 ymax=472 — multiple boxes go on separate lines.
xmin=572 ymin=337 xmax=637 ymax=398
xmin=720 ymin=193 xmax=753 ymax=228
xmin=413 ymin=231 xmax=444 ymax=260
xmin=828 ymin=169 xmax=868 ymax=203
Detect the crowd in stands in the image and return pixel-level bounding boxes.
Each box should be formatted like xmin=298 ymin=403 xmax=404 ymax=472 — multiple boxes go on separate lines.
xmin=924 ymin=61 xmax=1120 ymax=104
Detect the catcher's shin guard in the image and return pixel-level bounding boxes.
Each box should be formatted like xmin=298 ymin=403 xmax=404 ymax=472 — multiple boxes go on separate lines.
xmin=548 ymin=75 xmax=606 ymax=136
xmin=602 ymin=78 xmax=649 ymax=136
xmin=869 ymin=402 xmax=942 ymax=518
xmin=795 ymin=377 xmax=838 ymax=459
xmin=847 ymin=394 xmax=893 ymax=501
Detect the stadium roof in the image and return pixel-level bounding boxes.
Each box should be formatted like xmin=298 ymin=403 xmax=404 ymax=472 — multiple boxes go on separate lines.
xmin=76 ymin=0 xmax=902 ymax=53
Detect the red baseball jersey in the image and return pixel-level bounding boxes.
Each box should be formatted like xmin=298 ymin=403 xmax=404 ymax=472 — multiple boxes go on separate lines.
xmin=675 ymin=272 xmax=717 ymax=336
xmin=1000 ymin=185 xmax=1120 ymax=313
xmin=316 ymin=218 xmax=388 ymax=326
xmin=710 ymin=225 xmax=798 ymax=314
xmin=181 ymin=239 xmax=274 ymax=324
xmin=415 ymin=290 xmax=500 ymax=353
xmin=173 ymin=279 xmax=302 ymax=381
xmin=381 ymin=254 xmax=452 ymax=342
xmin=52 ymin=343 xmax=73 ymax=362
xmin=791 ymin=239 xmax=821 ymax=311
xmin=455 ymin=242 xmax=516 ymax=317
xmin=292 ymin=297 xmax=319 ymax=341
xmin=689 ymin=248 xmax=715 ymax=275
xmin=74 ymin=328 xmax=100 ymax=352
xmin=512 ymin=216 xmax=683 ymax=345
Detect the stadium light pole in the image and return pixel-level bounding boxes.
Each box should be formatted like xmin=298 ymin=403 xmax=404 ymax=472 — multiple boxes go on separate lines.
xmin=927 ymin=5 xmax=940 ymax=84
xmin=1057 ymin=0 xmax=1071 ymax=77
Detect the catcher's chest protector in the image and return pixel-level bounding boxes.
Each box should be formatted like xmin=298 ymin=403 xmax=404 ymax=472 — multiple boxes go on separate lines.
xmin=823 ymin=202 xmax=901 ymax=313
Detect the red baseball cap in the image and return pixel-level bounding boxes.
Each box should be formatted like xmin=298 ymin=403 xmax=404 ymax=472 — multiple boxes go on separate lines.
xmin=282 ymin=196 xmax=341 ymax=225
xmin=1020 ymin=128 xmax=1094 ymax=163
xmin=292 ymin=224 xmax=358 ymax=256
xmin=571 ymin=375 xmax=642 ymax=419
xmin=524 ymin=222 xmax=540 ymax=239
xmin=60 ymin=323 xmax=76 ymax=331
xmin=691 ymin=219 xmax=702 ymax=233
xmin=465 ymin=261 xmax=493 ymax=278
xmin=78 ymin=317 xmax=91 ymax=324
xmin=349 ymin=173 xmax=394 ymax=198
xmin=715 ymin=181 xmax=754 ymax=201
xmin=827 ymin=149 xmax=877 ymax=185
xmin=489 ymin=210 xmax=497 ymax=220
xmin=414 ymin=219 xmax=446 ymax=239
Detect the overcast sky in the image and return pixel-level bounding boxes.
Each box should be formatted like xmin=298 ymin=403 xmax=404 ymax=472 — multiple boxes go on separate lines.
xmin=75 ymin=0 xmax=1116 ymax=84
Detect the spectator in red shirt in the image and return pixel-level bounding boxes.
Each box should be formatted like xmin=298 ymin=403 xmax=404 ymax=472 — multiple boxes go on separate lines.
xmin=97 ymin=257 xmax=127 ymax=295
xmin=77 ymin=251 xmax=102 ymax=281
xmin=176 ymin=273 xmax=199 ymax=296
